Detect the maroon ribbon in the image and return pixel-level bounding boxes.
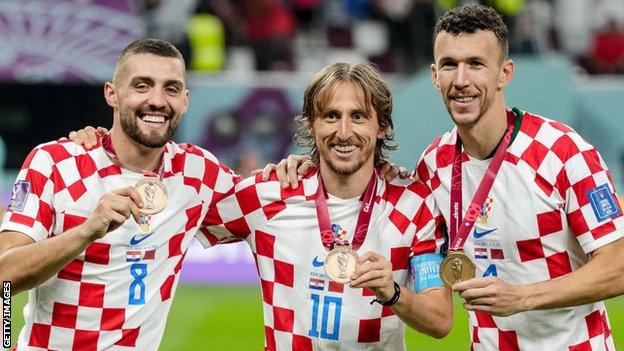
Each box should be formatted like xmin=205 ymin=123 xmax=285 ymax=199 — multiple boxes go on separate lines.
xmin=449 ymin=112 xmax=515 ymax=251
xmin=315 ymin=171 xmax=378 ymax=251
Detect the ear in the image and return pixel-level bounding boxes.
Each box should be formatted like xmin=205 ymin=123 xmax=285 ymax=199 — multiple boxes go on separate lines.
xmin=497 ymin=59 xmax=515 ymax=89
xmin=180 ymin=89 xmax=190 ymax=115
xmin=431 ymin=63 xmax=441 ymax=91
xmin=103 ymin=82 xmax=118 ymax=108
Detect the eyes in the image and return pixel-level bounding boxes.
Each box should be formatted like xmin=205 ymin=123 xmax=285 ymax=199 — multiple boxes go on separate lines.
xmin=323 ymin=111 xmax=367 ymax=122
xmin=133 ymin=82 xmax=182 ymax=95
xmin=439 ymin=60 xmax=485 ymax=70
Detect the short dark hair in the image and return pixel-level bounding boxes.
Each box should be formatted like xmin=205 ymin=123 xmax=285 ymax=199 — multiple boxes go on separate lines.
xmin=113 ymin=38 xmax=185 ymax=83
xmin=434 ymin=4 xmax=509 ymax=59
xmin=295 ymin=62 xmax=396 ymax=166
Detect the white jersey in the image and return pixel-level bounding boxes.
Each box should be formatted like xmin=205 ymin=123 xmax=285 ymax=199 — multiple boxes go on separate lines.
xmin=416 ymin=110 xmax=623 ymax=350
xmin=1 ymin=139 xmax=238 ymax=350
xmin=203 ymin=169 xmax=444 ymax=351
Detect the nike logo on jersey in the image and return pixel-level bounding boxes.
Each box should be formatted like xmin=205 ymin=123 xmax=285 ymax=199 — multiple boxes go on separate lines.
xmin=312 ymin=256 xmax=324 ymax=267
xmin=473 ymin=228 xmax=497 ymax=239
xmin=130 ymin=232 xmax=154 ymax=245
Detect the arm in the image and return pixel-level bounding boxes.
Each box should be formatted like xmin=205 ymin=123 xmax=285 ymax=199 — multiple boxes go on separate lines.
xmin=456 ymin=141 xmax=624 ymax=316
xmin=0 ymin=187 xmax=143 ymax=295
xmin=349 ymin=252 xmax=452 ymax=338
xmin=455 ymin=237 xmax=624 ymax=316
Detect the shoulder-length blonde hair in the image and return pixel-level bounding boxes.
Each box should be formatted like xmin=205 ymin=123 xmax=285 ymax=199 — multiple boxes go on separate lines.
xmin=295 ymin=62 xmax=397 ymax=166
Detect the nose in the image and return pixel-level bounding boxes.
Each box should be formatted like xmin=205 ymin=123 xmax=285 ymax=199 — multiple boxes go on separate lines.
xmin=336 ymin=116 xmax=353 ymax=140
xmin=146 ymin=89 xmax=167 ymax=110
xmin=453 ymin=64 xmax=470 ymax=90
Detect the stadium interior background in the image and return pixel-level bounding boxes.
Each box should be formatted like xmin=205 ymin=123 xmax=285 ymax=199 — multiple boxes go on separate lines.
xmin=1 ymin=0 xmax=623 ymax=349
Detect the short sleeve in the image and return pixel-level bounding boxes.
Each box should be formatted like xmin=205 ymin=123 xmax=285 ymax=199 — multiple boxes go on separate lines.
xmin=1 ymin=146 xmax=56 ymax=242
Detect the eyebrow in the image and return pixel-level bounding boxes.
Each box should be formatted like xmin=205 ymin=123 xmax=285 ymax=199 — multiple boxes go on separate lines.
xmin=438 ymin=55 xmax=487 ymax=63
xmin=129 ymin=76 xmax=184 ymax=88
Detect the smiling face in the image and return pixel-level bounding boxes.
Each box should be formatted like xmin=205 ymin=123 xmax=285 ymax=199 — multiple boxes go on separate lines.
xmin=105 ymin=53 xmax=189 ymax=148
xmin=431 ymin=30 xmax=513 ymax=128
xmin=311 ymin=81 xmax=385 ymax=177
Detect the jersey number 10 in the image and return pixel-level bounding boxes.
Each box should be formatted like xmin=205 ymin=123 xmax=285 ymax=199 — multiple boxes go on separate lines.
xmin=308 ymin=294 xmax=343 ymax=340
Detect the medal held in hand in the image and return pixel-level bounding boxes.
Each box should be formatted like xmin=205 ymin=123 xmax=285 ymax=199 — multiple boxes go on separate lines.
xmin=324 ymin=245 xmax=359 ymax=284
xmin=440 ymin=251 xmax=476 ymax=288
xmin=135 ymin=177 xmax=168 ymax=215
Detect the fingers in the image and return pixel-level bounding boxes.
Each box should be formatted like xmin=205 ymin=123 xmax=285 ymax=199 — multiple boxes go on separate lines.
xmin=260 ymin=163 xmax=277 ymax=181
xmin=68 ymin=126 xmax=100 ymax=149
xmin=286 ymin=155 xmax=303 ymax=189
xmin=110 ymin=187 xmax=144 ymax=222
xmin=452 ymin=277 xmax=493 ymax=292
xmin=398 ymin=167 xmax=410 ymax=179
xmin=274 ymin=159 xmax=289 ymax=188
xmin=95 ymin=126 xmax=109 ymax=137
xmin=298 ymin=158 xmax=313 ymax=176
xmin=249 ymin=168 xmax=263 ymax=176
xmin=378 ymin=163 xmax=405 ymax=182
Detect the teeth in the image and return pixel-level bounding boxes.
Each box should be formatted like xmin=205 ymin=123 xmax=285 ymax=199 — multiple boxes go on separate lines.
xmin=334 ymin=145 xmax=356 ymax=153
xmin=141 ymin=115 xmax=165 ymax=123
xmin=454 ymin=96 xmax=475 ymax=103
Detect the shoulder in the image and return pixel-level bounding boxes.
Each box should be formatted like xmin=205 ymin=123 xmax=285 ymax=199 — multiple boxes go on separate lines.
xmin=416 ymin=130 xmax=455 ymax=182
xmin=23 ymin=139 xmax=90 ymax=168
xmin=232 ymin=168 xmax=317 ymax=202
xmin=517 ymin=111 xmax=595 ymax=163
xmin=169 ymin=142 xmax=237 ymax=175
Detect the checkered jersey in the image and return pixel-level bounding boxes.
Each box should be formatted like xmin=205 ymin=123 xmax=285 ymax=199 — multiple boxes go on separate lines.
xmin=201 ymin=168 xmax=444 ymax=351
xmin=1 ymin=139 xmax=238 ymax=350
xmin=416 ymin=110 xmax=623 ymax=350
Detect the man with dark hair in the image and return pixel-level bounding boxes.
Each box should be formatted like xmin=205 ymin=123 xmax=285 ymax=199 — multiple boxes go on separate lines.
xmin=0 ymin=38 xmax=243 ymax=350
xmin=415 ymin=3 xmax=624 ymax=349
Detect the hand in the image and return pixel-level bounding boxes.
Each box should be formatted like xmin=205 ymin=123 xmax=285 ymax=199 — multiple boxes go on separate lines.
xmin=255 ymin=154 xmax=312 ymax=189
xmin=68 ymin=126 xmax=108 ymax=149
xmin=378 ymin=162 xmax=410 ymax=181
xmin=453 ymin=277 xmax=529 ymax=317
xmin=79 ymin=187 xmax=143 ymax=241
xmin=349 ymin=251 xmax=395 ymax=302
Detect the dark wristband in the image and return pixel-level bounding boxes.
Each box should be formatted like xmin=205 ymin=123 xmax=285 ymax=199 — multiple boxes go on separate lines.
xmin=370 ymin=282 xmax=401 ymax=306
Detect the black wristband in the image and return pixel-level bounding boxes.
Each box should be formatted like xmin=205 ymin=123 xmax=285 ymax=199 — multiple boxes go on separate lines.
xmin=370 ymin=282 xmax=401 ymax=306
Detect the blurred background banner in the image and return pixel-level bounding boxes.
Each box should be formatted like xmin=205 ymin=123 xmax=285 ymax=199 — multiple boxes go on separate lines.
xmin=0 ymin=0 xmax=143 ymax=84
xmin=1 ymin=0 xmax=623 ymax=349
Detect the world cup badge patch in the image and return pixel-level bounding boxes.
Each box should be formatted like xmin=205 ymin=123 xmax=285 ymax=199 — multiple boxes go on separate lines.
xmin=9 ymin=180 xmax=31 ymax=212
xmin=479 ymin=196 xmax=494 ymax=224
xmin=588 ymin=184 xmax=621 ymax=222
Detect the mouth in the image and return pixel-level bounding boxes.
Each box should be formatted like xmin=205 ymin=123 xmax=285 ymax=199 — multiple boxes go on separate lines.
xmin=450 ymin=94 xmax=477 ymax=105
xmin=137 ymin=113 xmax=170 ymax=129
xmin=332 ymin=144 xmax=357 ymax=158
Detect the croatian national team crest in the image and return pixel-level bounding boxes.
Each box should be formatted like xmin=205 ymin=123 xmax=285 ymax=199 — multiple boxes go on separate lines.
xmin=588 ymin=184 xmax=621 ymax=222
xmin=479 ymin=196 xmax=494 ymax=224
xmin=9 ymin=180 xmax=31 ymax=212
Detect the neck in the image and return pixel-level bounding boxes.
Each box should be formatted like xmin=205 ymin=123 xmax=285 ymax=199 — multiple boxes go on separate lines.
xmin=319 ymin=161 xmax=375 ymax=199
xmin=110 ymin=125 xmax=164 ymax=172
xmin=457 ymin=105 xmax=508 ymax=160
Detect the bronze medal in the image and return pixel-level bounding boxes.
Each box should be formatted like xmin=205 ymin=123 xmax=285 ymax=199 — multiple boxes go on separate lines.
xmin=324 ymin=246 xmax=359 ymax=284
xmin=135 ymin=177 xmax=168 ymax=215
xmin=440 ymin=251 xmax=475 ymax=288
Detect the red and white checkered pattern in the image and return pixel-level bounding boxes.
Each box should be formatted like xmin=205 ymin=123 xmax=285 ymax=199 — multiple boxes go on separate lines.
xmin=416 ymin=110 xmax=622 ymax=350
xmin=202 ymin=169 xmax=444 ymax=350
xmin=1 ymin=139 xmax=238 ymax=350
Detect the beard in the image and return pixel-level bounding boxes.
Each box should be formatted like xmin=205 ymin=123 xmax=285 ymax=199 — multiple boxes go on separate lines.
xmin=120 ymin=110 xmax=179 ymax=148
xmin=445 ymin=93 xmax=491 ymax=128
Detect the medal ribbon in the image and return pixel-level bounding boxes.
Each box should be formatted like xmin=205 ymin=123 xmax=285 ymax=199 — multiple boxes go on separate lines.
xmin=449 ymin=112 xmax=515 ymax=251
xmin=315 ymin=171 xmax=378 ymax=251
xmin=101 ymin=133 xmax=165 ymax=178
